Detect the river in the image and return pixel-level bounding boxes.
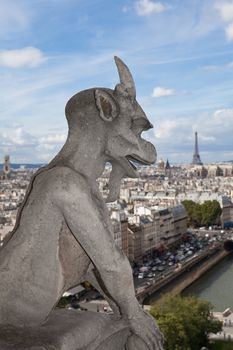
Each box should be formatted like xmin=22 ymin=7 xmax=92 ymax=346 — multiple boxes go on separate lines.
xmin=182 ymin=252 xmax=233 ymax=311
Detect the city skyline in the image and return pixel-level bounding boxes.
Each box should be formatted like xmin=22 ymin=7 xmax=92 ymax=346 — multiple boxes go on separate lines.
xmin=0 ymin=0 xmax=233 ymax=164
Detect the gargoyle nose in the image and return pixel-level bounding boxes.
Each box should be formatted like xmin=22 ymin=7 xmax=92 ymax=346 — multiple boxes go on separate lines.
xmin=145 ymin=120 xmax=153 ymax=130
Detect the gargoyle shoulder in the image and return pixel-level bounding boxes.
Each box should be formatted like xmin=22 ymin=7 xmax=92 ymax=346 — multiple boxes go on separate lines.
xmin=45 ymin=166 xmax=91 ymax=205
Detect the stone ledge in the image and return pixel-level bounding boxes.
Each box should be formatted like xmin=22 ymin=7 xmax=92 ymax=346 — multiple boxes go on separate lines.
xmin=0 ymin=309 xmax=130 ymax=350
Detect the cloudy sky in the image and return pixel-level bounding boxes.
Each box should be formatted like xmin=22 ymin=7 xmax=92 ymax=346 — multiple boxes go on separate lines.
xmin=0 ymin=0 xmax=233 ymax=164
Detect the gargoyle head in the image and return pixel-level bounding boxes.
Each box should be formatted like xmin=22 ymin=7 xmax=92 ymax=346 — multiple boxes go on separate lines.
xmin=63 ymin=57 xmax=157 ymax=202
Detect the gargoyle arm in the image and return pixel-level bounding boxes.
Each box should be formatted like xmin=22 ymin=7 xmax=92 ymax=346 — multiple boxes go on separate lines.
xmin=53 ymin=170 xmax=141 ymax=319
xmin=85 ymin=263 xmax=121 ymax=318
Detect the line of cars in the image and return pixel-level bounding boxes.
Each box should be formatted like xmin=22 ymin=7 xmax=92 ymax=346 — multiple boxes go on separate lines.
xmin=133 ymin=232 xmax=215 ymax=282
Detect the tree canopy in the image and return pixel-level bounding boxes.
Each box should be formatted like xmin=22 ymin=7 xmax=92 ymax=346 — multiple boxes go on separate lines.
xmin=150 ymin=294 xmax=222 ymax=350
xmin=182 ymin=200 xmax=222 ymax=227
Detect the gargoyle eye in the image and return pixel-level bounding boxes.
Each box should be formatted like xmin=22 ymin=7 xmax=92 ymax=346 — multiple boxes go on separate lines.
xmin=132 ymin=118 xmax=153 ymax=132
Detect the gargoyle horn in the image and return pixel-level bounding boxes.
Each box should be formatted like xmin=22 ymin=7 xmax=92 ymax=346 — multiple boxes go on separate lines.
xmin=114 ymin=56 xmax=136 ymax=99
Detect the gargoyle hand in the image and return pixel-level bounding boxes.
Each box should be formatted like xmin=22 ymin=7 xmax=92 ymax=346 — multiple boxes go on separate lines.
xmin=126 ymin=308 xmax=164 ymax=350
xmin=105 ymin=161 xmax=126 ymax=203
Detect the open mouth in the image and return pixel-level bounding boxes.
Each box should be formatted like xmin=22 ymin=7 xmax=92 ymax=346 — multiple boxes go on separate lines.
xmin=126 ymin=154 xmax=152 ymax=169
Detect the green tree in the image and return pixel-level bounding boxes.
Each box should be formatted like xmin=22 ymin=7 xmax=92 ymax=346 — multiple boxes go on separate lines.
xmin=182 ymin=200 xmax=201 ymax=227
xmin=201 ymin=200 xmax=221 ymax=227
xmin=182 ymin=200 xmax=222 ymax=228
xmin=150 ymin=294 xmax=222 ymax=350
xmin=192 ymin=203 xmax=203 ymax=227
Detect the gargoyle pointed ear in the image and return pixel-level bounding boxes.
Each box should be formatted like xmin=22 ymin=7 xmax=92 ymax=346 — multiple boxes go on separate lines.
xmin=95 ymin=89 xmax=119 ymax=122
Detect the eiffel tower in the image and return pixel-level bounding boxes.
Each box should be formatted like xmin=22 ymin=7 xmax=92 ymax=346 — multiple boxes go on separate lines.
xmin=191 ymin=131 xmax=203 ymax=165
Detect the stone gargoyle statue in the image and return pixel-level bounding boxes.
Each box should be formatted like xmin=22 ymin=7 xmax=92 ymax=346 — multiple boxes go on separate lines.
xmin=0 ymin=57 xmax=163 ymax=350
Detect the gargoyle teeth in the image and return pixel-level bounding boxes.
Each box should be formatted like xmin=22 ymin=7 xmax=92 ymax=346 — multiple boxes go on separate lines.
xmin=125 ymin=156 xmax=137 ymax=170
xmin=126 ymin=155 xmax=151 ymax=167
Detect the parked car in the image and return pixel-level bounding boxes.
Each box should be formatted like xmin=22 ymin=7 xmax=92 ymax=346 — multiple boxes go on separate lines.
xmin=186 ymin=250 xmax=193 ymax=256
xmin=157 ymin=266 xmax=165 ymax=272
xmin=147 ymin=273 xmax=155 ymax=279
xmin=177 ymin=254 xmax=185 ymax=261
xmin=139 ymin=266 xmax=149 ymax=272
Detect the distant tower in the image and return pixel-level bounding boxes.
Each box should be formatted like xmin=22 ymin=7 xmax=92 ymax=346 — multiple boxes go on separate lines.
xmin=192 ymin=132 xmax=203 ymax=165
xmin=3 ymin=155 xmax=11 ymax=179
xmin=165 ymin=159 xmax=171 ymax=177
xmin=165 ymin=159 xmax=171 ymax=170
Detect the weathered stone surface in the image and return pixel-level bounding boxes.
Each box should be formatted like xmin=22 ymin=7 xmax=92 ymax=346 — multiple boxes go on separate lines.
xmin=0 ymin=309 xmax=129 ymax=350
xmin=0 ymin=57 xmax=163 ymax=349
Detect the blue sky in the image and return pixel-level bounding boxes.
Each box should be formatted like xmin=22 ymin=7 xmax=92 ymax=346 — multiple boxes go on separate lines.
xmin=0 ymin=0 xmax=233 ymax=164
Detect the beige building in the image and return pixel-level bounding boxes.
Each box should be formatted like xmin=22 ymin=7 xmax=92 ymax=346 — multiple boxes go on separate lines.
xmin=221 ymin=199 xmax=233 ymax=227
xmin=140 ymin=216 xmax=157 ymax=255
xmin=154 ymin=208 xmax=176 ymax=248
xmin=207 ymin=165 xmax=222 ymax=177
xmin=191 ymin=164 xmax=233 ymax=178
xmin=125 ymin=204 xmax=188 ymax=261
xmin=121 ymin=219 xmax=129 ymax=257
xmin=112 ymin=219 xmax=122 ymax=249
xmin=171 ymin=205 xmax=188 ymax=243
xmin=128 ymin=224 xmax=143 ymax=262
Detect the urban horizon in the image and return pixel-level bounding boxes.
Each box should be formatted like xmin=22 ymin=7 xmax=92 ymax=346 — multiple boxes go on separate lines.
xmin=0 ymin=1 xmax=233 ymax=164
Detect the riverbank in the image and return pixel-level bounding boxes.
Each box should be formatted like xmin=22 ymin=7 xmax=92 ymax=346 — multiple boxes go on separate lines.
xmin=165 ymin=249 xmax=229 ymax=296
xmin=136 ymin=247 xmax=230 ymax=304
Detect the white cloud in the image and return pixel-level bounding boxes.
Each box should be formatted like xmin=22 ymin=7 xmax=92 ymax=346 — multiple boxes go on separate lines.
xmin=0 ymin=126 xmax=68 ymax=163
xmin=154 ymin=108 xmax=233 ymax=142
xmin=152 ymin=86 xmax=176 ymax=98
xmin=39 ymin=153 xmax=54 ymax=162
xmin=39 ymin=134 xmax=67 ymax=144
xmin=215 ymin=1 xmax=233 ymax=22
xmin=225 ymin=22 xmax=233 ymax=39
xmin=202 ymin=60 xmax=233 ymax=70
xmin=215 ymin=1 xmax=233 ymax=40
xmin=154 ymin=119 xmax=179 ymax=139
xmin=0 ymin=127 xmax=37 ymax=146
xmin=135 ymin=0 xmax=166 ymax=16
xmin=152 ymin=108 xmax=233 ymax=163
xmin=0 ymin=47 xmax=46 ymax=68
xmin=35 ymin=133 xmax=67 ymax=162
xmin=0 ymin=0 xmax=31 ymax=37
xmin=212 ymin=108 xmax=233 ymax=127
